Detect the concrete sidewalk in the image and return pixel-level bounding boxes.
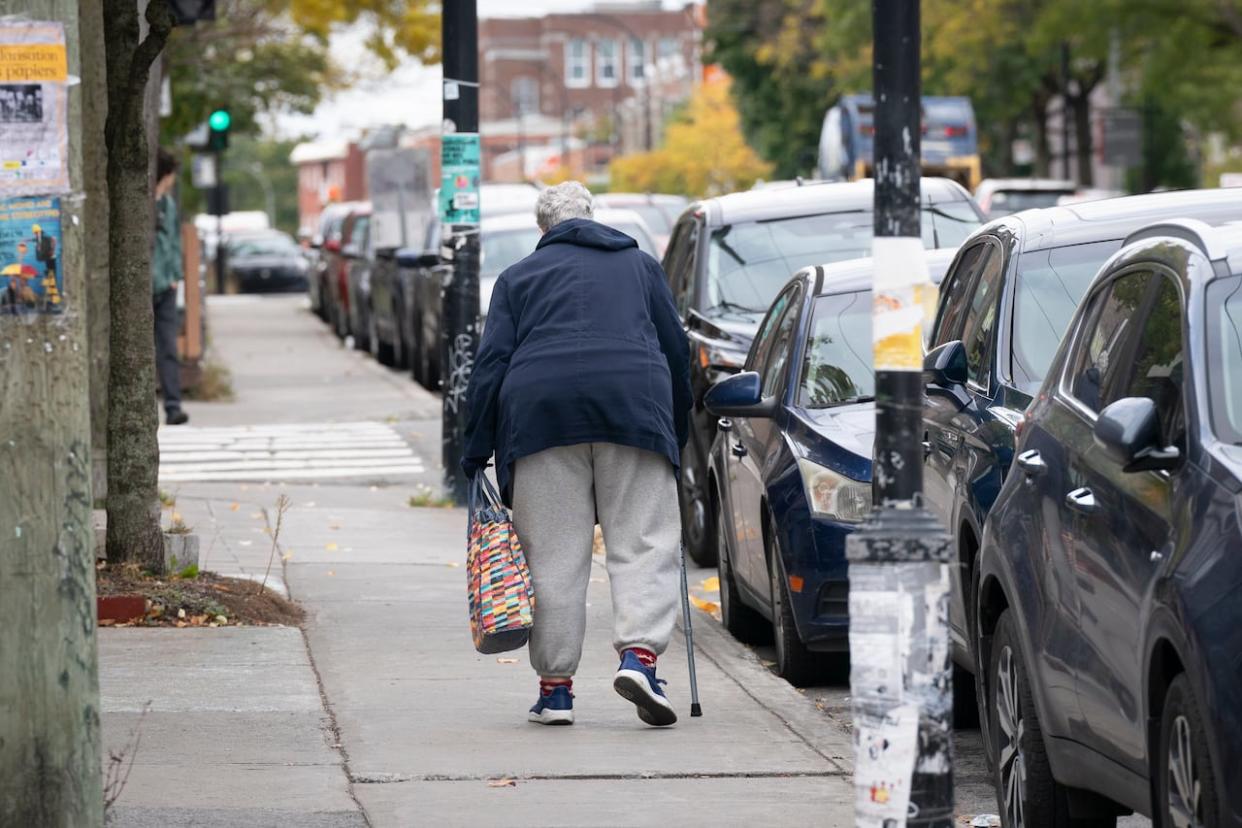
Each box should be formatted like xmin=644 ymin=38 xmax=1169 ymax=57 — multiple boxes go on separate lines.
xmin=102 ymin=482 xmax=855 ymax=826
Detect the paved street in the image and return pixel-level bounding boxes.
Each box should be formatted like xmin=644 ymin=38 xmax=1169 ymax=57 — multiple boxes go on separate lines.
xmin=99 ymin=295 xmax=1113 ymax=826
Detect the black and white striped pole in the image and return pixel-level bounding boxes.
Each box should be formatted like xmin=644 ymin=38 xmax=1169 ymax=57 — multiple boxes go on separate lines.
xmin=846 ymin=1 xmax=955 ymax=825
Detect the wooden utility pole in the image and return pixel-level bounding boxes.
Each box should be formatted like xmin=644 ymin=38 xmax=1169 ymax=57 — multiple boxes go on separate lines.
xmin=83 ymin=0 xmax=111 ymax=502
xmin=0 ymin=1 xmax=104 ymax=825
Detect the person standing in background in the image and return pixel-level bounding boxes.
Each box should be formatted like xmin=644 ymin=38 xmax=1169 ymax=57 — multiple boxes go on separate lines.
xmin=153 ymin=149 xmax=188 ymax=426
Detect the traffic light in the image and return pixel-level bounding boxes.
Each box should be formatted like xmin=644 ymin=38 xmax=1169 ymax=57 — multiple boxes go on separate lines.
xmin=207 ymin=108 xmax=230 ymax=151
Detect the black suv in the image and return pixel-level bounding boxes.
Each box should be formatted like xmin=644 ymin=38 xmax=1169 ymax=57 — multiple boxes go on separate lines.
xmin=921 ymin=188 xmax=1242 ymax=672
xmin=663 ymin=178 xmax=984 ymax=564
xmin=976 ymin=219 xmax=1242 ymax=826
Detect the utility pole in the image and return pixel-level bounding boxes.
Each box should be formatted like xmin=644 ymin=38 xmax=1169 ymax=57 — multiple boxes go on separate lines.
xmin=0 ymin=5 xmax=104 ymax=826
xmin=846 ymin=2 xmax=953 ymax=826
xmin=440 ymin=0 xmax=481 ymax=504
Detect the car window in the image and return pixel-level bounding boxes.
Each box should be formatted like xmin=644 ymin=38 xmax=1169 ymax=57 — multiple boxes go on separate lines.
xmin=959 ymin=245 xmax=1003 ymax=389
xmin=481 ymin=228 xmax=541 ymax=280
xmin=1012 ymin=240 xmax=1120 ymax=393
xmin=1068 ymin=271 xmax=1151 ymax=413
xmin=761 ymin=289 xmax=802 ymax=398
xmin=800 ymin=290 xmax=873 ymax=407
xmin=663 ymin=218 xmax=698 ymax=315
xmin=1206 ymin=274 xmax=1242 ymax=444
xmin=624 ymin=204 xmax=671 ymax=236
xmin=932 ymin=243 xmax=987 ymax=348
xmin=1125 ymin=276 xmax=1185 ymax=448
xmin=926 ymin=201 xmax=984 ymax=248
xmin=747 ymin=288 xmax=795 ymax=373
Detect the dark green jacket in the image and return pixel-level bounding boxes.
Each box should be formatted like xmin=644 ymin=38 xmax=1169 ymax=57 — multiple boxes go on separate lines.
xmin=152 ymin=194 xmax=183 ymax=295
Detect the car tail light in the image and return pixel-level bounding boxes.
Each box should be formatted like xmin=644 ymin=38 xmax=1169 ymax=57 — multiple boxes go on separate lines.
xmin=861 ymin=125 xmax=876 ymax=136
xmin=944 ymin=125 xmax=969 ymax=138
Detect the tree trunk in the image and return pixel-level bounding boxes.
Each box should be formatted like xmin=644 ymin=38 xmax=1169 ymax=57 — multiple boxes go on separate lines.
xmin=1072 ymin=92 xmax=1094 ymax=187
xmin=103 ymin=0 xmax=171 ymax=567
xmin=0 ymin=1 xmax=103 ymax=825
xmin=82 ymin=0 xmax=110 ymax=504
xmin=1031 ymin=99 xmax=1051 ymax=177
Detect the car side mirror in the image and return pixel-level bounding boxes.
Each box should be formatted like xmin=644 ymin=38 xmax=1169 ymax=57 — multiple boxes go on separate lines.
xmin=704 ymin=371 xmax=776 ymax=418
xmin=1094 ymin=397 xmax=1180 ymax=472
xmin=924 ymin=340 xmax=968 ymax=388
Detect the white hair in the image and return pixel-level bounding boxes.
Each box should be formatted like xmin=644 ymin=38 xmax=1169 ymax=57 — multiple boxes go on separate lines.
xmin=535 ymin=181 xmax=593 ymax=232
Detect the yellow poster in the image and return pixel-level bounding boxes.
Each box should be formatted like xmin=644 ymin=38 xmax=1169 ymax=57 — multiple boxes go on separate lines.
xmin=0 ymin=20 xmax=70 ymax=196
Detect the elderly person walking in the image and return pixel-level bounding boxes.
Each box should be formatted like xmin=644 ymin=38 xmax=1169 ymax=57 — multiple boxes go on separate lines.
xmin=463 ymin=181 xmax=691 ymax=727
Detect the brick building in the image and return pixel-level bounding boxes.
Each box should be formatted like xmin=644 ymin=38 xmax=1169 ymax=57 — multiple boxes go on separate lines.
xmin=289 ymin=140 xmax=367 ymax=236
xmin=478 ymin=2 xmax=702 ymax=180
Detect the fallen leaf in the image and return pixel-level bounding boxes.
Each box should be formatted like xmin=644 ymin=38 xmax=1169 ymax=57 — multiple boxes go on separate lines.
xmin=700 ymin=576 xmax=720 ymax=592
xmin=328 ymin=523 xmax=342 ymax=531
xmin=496 ymin=657 xmax=519 ymax=664
xmin=230 ymin=503 xmax=240 ymax=512
xmin=304 ymin=501 xmax=316 ymax=507
xmin=215 ymin=615 xmax=228 ymax=625
xmin=238 ymin=540 xmax=253 ymax=547
xmin=689 ymin=595 xmax=720 ymax=615
xmin=325 ymin=543 xmax=338 ymax=551
xmin=98 ymin=618 xmax=116 ymax=627
xmin=282 ymin=552 xmax=294 ymax=561
xmin=171 ymin=512 xmax=183 ymax=523
xmin=446 ymin=561 xmax=460 ymax=568
xmin=177 ymin=608 xmax=186 ymax=619
xmin=251 ymin=512 xmax=263 ymax=519
xmin=326 ymin=570 xmax=335 ymax=576
xmin=175 ymin=620 xmax=187 ymax=628
xmin=487 ymin=778 xmax=516 ymax=788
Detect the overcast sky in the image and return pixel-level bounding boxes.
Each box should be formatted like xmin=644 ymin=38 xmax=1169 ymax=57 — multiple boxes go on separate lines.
xmin=273 ymin=1 xmax=682 ymax=143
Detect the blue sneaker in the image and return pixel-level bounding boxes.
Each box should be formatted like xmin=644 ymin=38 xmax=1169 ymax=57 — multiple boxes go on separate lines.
xmin=528 ymin=685 xmax=574 ymax=725
xmin=613 ymin=651 xmax=677 ymax=727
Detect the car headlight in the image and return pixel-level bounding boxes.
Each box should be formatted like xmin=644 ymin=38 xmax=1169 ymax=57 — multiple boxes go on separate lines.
xmin=798 ymin=457 xmax=872 ymax=523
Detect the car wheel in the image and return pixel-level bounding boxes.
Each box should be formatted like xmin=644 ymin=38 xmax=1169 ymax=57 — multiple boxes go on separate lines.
xmin=370 ymin=310 xmax=396 ymax=366
xmin=1157 ymin=675 xmax=1218 ymax=828
xmin=679 ymin=443 xmax=718 ymax=567
xmin=768 ymin=536 xmax=819 ymax=688
xmin=989 ymin=610 xmax=1109 ymax=828
xmin=715 ymin=487 xmax=769 ymax=645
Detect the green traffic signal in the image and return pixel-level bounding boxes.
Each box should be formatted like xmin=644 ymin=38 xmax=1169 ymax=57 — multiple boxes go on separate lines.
xmin=208 ymin=109 xmax=231 ymax=131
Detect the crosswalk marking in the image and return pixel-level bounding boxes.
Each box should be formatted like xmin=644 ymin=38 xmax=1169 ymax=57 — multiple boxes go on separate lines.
xmin=158 ymin=421 xmax=426 ymax=482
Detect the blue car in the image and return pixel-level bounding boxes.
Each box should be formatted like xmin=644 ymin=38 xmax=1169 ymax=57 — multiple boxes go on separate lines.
xmin=977 ymin=219 xmax=1242 ymax=826
xmin=703 ymin=249 xmax=957 ymax=685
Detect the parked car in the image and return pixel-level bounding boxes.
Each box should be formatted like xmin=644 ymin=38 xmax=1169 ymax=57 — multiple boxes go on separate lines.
xmin=367 ymin=184 xmax=540 ymax=384
xmin=973 ymin=177 xmax=1076 ymax=220
xmin=325 ymin=203 xmax=369 ymax=340
xmin=975 ymin=219 xmax=1242 ymax=827
xmin=921 ymin=188 xmax=1242 ymax=675
xmin=308 ymin=202 xmax=357 ymax=321
xmin=702 ymin=250 xmax=959 ymax=685
xmin=225 ymin=230 xmax=309 ymax=293
xmin=666 ymin=177 xmax=985 ymax=565
xmin=343 ymin=207 xmax=375 ymax=351
xmin=593 ymin=207 xmax=661 ymax=258
xmin=594 ymin=192 xmax=689 ymax=253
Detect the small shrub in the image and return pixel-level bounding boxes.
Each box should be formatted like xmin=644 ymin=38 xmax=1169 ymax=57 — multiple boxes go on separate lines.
xmin=408 ymin=485 xmax=454 ymax=509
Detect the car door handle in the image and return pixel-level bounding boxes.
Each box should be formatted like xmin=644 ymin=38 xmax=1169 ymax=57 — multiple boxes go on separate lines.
xmin=1064 ymin=487 xmax=1097 ymax=515
xmin=718 ymin=417 xmax=733 ymax=432
xmin=731 ymin=442 xmax=747 ymax=458
xmin=1016 ymin=449 xmax=1046 ymax=476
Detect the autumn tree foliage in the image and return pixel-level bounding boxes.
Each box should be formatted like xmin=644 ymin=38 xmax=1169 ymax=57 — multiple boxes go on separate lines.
xmin=609 ymin=77 xmax=773 ymax=198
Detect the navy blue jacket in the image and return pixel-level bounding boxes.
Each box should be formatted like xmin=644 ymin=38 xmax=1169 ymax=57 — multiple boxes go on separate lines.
xmin=463 ymin=218 xmax=692 ymax=504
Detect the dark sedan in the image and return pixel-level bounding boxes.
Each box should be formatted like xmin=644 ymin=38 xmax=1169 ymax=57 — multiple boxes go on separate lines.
xmin=921 ymin=187 xmax=1242 ymax=675
xmin=976 ymin=219 xmax=1242 ymax=827
xmin=226 ymin=231 xmax=310 ymax=293
xmin=665 ymin=177 xmax=984 ymax=566
xmin=703 ymin=249 xmax=958 ymax=685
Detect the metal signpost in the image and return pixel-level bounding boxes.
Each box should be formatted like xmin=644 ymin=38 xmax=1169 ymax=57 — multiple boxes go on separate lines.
xmin=440 ymin=0 xmax=482 ymax=504
xmin=847 ymin=2 xmax=955 ymax=826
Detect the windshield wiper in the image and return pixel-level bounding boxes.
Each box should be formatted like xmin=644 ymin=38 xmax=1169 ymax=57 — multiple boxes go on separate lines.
xmin=708 ymin=299 xmax=766 ymax=315
xmin=807 ymin=395 xmax=875 ymax=409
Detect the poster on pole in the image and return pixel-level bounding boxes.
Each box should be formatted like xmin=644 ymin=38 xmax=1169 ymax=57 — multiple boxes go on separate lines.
xmin=0 ymin=20 xmax=70 ymax=196
xmin=0 ymin=196 xmax=63 ymax=315
xmin=439 ymin=133 xmax=480 ymax=226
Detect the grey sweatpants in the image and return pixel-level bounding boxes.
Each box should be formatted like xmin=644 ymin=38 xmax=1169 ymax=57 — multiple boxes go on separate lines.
xmin=512 ymin=442 xmax=682 ymax=679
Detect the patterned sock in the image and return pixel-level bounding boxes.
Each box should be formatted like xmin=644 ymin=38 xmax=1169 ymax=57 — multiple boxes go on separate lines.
xmin=626 ymin=647 xmax=657 ymax=668
xmin=540 ymin=678 xmax=572 ymax=695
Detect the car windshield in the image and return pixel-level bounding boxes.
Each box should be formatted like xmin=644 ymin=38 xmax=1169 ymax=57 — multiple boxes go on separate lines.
xmin=622 ymin=204 xmax=672 ymax=236
xmin=799 ymin=290 xmax=875 ymax=407
xmin=988 ymin=189 xmax=1072 ymax=214
xmin=480 ymin=227 xmax=541 ymax=280
xmin=610 ymin=222 xmax=658 ymax=258
xmin=231 ymin=234 xmax=299 ymax=257
xmin=1207 ymin=274 xmax=1242 ymax=444
xmin=1011 ymin=240 xmax=1120 ymax=392
xmin=705 ymin=204 xmax=980 ymax=315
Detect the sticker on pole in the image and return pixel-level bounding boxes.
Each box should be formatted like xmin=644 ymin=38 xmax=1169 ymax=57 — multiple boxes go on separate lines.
xmin=854 ymin=703 xmax=920 ymax=825
xmin=0 ymin=20 xmax=70 ymax=196
xmin=871 ymin=236 xmax=931 ymax=372
xmin=0 ymin=196 xmax=63 ymax=315
xmin=439 ymin=133 xmax=480 ymax=226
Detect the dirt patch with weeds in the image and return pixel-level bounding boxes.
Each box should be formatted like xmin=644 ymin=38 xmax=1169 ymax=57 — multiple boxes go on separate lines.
xmin=97 ymin=564 xmax=303 ymax=627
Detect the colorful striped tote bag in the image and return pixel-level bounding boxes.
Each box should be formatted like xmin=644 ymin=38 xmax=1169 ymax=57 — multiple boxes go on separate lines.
xmin=466 ymin=471 xmax=535 ymax=654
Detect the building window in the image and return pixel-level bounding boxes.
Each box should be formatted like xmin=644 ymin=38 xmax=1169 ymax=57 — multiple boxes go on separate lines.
xmin=596 ymin=38 xmax=619 ymax=88
xmin=511 ymin=76 xmax=539 ymax=116
xmin=628 ymin=37 xmax=646 ymax=85
xmin=566 ymin=38 xmax=590 ymax=88
xmin=658 ymin=37 xmax=679 ymax=62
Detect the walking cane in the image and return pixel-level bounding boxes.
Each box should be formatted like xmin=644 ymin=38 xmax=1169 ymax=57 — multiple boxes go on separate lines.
xmin=678 ymin=542 xmax=703 ymax=717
